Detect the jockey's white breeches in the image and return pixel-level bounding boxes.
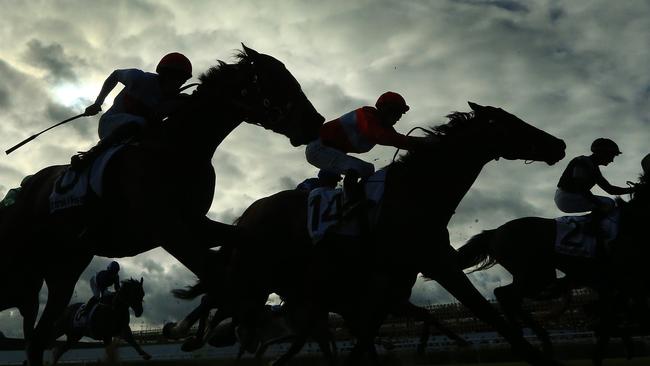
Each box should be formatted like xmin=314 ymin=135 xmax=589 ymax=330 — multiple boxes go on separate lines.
xmin=554 ymin=188 xmax=616 ymax=213
xmin=305 ymin=139 xmax=375 ymax=178
xmin=98 ymin=113 xmax=147 ymax=140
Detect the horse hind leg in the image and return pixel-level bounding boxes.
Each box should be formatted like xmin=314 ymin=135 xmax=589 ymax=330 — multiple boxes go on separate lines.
xmin=269 ymin=336 xmax=306 ymax=366
xmin=495 ymin=283 xmax=554 ymax=357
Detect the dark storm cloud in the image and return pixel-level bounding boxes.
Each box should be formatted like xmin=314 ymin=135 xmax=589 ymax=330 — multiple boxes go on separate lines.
xmin=0 ymin=87 xmax=9 ymax=109
xmin=454 ymin=0 xmax=530 ymax=13
xmin=22 ymin=39 xmax=83 ymax=83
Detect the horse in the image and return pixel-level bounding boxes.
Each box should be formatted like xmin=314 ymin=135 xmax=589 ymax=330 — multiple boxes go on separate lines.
xmin=50 ymin=278 xmax=148 ymax=364
xmin=173 ymin=102 xmax=567 ymax=366
xmin=455 ymin=174 xmax=650 ymax=365
xmin=0 ymin=44 xmax=324 ymax=366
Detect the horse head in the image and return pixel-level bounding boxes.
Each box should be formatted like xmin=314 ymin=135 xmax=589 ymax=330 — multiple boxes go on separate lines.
xmin=239 ymin=44 xmax=324 ymax=146
xmin=196 ymin=45 xmax=324 ymax=147
xmin=117 ymin=277 xmax=145 ymax=318
xmin=468 ymin=102 xmax=566 ymax=165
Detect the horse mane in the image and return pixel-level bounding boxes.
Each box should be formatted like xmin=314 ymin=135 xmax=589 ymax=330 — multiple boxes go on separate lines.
xmin=630 ymin=172 xmax=649 ymax=204
xmin=196 ymin=51 xmax=250 ymax=92
xmin=392 ymin=110 xmax=477 ymax=168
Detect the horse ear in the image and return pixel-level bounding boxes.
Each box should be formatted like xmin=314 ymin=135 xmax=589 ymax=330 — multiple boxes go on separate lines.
xmin=140 ymin=277 xmax=143 ymax=285
xmin=468 ymin=101 xmax=484 ymax=112
xmin=241 ymin=43 xmax=260 ymax=60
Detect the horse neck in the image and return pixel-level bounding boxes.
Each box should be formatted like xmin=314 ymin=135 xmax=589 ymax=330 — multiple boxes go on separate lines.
xmin=163 ymin=107 xmax=243 ymax=163
xmin=387 ymin=144 xmax=493 ymax=225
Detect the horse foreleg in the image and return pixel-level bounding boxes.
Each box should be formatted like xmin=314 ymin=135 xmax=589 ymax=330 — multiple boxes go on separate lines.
xmin=495 ymin=284 xmax=553 ymax=357
xmin=271 ymin=336 xmax=307 ymax=366
xmin=28 ymin=282 xmax=77 ymax=366
xmin=429 ymin=257 xmax=559 ymax=366
xmin=51 ymin=333 xmax=80 ymax=365
xmin=398 ymin=300 xmax=468 ymax=354
xmin=167 ymin=295 xmax=212 ymax=342
xmin=255 ymin=334 xmax=296 ymax=360
xmin=121 ymin=325 xmax=151 ymax=360
xmin=20 ymin=297 xmax=40 ymax=344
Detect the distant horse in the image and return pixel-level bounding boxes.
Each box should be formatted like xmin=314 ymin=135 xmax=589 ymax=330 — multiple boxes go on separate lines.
xmin=0 ymin=44 xmax=324 ymax=366
xmin=182 ymin=102 xmax=566 ymax=366
xmin=51 ymin=278 xmax=148 ymax=364
xmin=456 ymin=175 xmax=649 ymax=364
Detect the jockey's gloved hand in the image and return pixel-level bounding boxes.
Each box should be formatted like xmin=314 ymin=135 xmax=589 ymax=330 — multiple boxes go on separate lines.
xmin=84 ymin=103 xmax=102 ymax=116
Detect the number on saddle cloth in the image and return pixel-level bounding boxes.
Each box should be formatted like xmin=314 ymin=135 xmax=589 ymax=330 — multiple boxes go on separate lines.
xmin=306 ymin=170 xmax=388 ymax=243
xmin=554 ymin=210 xmax=621 ymax=258
xmin=49 ymin=145 xmax=125 ymax=213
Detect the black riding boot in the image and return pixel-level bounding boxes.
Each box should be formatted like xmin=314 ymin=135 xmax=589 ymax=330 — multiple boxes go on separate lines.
xmin=343 ymin=170 xmax=362 ymax=207
xmin=584 ymin=210 xmax=606 ymax=238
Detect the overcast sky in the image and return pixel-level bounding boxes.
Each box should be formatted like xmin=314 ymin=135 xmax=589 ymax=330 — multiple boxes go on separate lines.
xmin=1 ymin=0 xmax=649 ymax=338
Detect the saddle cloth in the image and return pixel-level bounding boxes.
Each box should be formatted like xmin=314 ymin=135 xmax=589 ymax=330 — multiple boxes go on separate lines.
xmin=72 ymin=302 xmax=100 ymax=332
xmin=554 ymin=209 xmax=620 ymax=258
xmin=307 ymin=169 xmax=386 ymax=242
xmin=49 ymin=145 xmax=124 ymax=213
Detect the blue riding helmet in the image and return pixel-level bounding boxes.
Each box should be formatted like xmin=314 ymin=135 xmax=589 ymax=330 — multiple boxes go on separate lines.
xmin=107 ymin=261 xmax=120 ymax=272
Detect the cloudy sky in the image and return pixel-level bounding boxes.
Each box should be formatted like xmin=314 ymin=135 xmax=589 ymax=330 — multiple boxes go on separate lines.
xmin=1 ymin=0 xmax=649 ymax=338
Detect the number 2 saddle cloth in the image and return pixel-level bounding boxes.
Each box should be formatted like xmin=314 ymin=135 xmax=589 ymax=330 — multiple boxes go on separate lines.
xmin=554 ymin=209 xmax=620 ymax=258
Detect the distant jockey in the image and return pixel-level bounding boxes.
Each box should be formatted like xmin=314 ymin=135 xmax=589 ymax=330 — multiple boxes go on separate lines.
xmin=80 ymin=261 xmax=121 ymax=317
xmin=305 ymin=91 xmax=434 ymax=205
xmin=555 ymin=138 xmax=636 ymax=235
xmin=71 ymin=52 xmax=193 ymax=170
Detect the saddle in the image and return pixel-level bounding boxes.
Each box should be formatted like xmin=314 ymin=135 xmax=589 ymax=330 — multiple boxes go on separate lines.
xmin=554 ymin=210 xmax=620 ymax=258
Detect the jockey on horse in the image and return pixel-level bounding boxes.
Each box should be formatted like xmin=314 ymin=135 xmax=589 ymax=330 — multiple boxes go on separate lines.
xmin=305 ymin=91 xmax=432 ymax=207
xmin=71 ymin=52 xmax=193 ymax=170
xmin=554 ymin=138 xmax=637 ymax=236
xmin=79 ymin=261 xmax=121 ymax=317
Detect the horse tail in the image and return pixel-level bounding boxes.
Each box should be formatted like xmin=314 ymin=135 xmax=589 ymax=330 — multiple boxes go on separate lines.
xmin=457 ymin=229 xmax=498 ymax=272
xmin=172 ymin=281 xmax=206 ymax=300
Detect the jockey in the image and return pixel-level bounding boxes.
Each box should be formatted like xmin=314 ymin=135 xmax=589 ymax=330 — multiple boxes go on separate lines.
xmin=71 ymin=52 xmax=193 ymax=170
xmin=81 ymin=261 xmax=121 ymax=316
xmin=554 ymin=138 xmax=636 ymax=234
xmin=305 ymin=91 xmax=432 ymax=204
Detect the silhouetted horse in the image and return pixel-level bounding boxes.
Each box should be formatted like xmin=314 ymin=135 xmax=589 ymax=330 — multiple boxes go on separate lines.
xmin=0 ymin=45 xmax=324 ymax=366
xmin=186 ymin=103 xmax=566 ymax=366
xmin=50 ymin=278 xmax=148 ymax=364
xmin=456 ymin=174 xmax=649 ymax=365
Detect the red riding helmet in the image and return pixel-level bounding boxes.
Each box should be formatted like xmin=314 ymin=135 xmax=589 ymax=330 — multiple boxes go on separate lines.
xmin=375 ymin=91 xmax=410 ymax=113
xmin=591 ymin=138 xmax=621 ymax=156
xmin=156 ymin=52 xmax=192 ymax=79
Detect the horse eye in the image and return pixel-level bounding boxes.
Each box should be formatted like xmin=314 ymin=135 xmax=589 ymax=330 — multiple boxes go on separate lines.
xmin=263 ymin=99 xmax=271 ymax=108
